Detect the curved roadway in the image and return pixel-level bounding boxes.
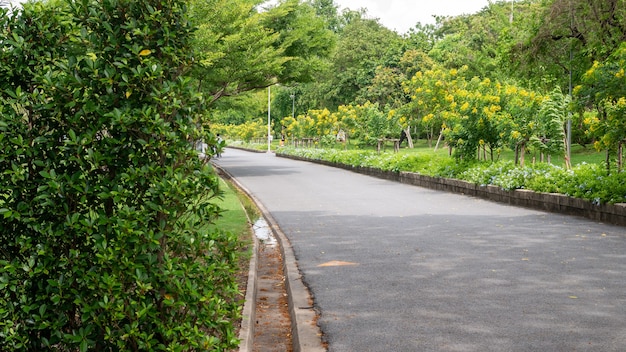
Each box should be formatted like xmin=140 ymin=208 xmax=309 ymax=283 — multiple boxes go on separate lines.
xmin=215 ymin=148 xmax=626 ymax=352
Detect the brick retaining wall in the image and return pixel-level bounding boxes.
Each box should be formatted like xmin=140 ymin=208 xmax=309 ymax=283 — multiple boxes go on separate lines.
xmin=276 ymin=153 xmax=626 ymax=226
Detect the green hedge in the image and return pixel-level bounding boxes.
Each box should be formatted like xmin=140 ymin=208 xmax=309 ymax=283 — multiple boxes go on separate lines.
xmin=1 ymin=1 xmax=241 ymax=350
xmin=278 ymin=147 xmax=626 ymax=204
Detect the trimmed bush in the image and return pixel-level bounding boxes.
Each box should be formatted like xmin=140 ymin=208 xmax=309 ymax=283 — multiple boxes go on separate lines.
xmin=278 ymin=147 xmax=626 ymax=204
xmin=0 ymin=1 xmax=241 ymax=350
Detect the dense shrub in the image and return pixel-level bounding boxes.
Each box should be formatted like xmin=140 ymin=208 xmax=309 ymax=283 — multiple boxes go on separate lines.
xmin=0 ymin=1 xmax=241 ymax=350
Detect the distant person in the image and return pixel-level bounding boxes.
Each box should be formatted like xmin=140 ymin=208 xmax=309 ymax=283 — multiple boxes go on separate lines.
xmin=399 ymin=130 xmax=408 ymax=146
xmin=336 ymin=129 xmax=346 ymax=143
xmin=216 ymin=134 xmax=223 ymax=157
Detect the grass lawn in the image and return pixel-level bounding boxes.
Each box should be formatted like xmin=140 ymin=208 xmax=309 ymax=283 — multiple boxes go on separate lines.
xmin=228 ymin=137 xmax=606 ymax=167
xmin=208 ymin=177 xmax=259 ymax=242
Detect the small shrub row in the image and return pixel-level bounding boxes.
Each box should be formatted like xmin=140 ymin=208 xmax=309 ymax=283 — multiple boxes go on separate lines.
xmin=278 ymin=147 xmax=626 ymax=204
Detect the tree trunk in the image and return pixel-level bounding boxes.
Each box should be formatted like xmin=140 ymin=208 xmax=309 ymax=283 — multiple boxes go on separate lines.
xmin=563 ymin=135 xmax=571 ymax=170
xmin=404 ymin=126 xmax=414 ymax=149
xmin=427 ymin=127 xmax=433 ymax=148
xmin=434 ymin=130 xmax=444 ymax=151
xmin=618 ymin=141 xmax=623 ymax=173
xmin=520 ymin=143 xmax=526 ymax=167
xmin=606 ymin=150 xmax=611 ymax=175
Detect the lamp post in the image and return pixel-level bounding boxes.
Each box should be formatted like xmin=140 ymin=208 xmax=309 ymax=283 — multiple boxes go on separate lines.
xmin=267 ymin=86 xmax=271 ymax=153
xmin=566 ymin=0 xmax=573 ymax=169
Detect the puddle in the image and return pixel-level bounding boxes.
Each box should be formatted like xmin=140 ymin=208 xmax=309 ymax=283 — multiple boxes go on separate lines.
xmin=253 ymin=217 xmax=277 ymax=246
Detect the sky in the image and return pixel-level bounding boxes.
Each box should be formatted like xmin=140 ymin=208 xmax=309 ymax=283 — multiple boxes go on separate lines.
xmin=5 ymin=0 xmax=493 ymax=34
xmin=335 ymin=0 xmax=493 ymax=33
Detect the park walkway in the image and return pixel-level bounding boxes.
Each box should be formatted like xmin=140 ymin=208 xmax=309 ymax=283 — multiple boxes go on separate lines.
xmin=215 ymin=148 xmax=626 ymax=352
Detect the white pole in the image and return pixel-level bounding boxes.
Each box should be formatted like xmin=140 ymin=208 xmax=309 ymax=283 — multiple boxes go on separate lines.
xmin=566 ymin=0 xmax=572 ymax=169
xmin=267 ymin=86 xmax=271 ymax=153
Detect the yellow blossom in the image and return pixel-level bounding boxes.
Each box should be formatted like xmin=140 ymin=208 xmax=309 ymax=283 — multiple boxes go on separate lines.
xmin=584 ymin=61 xmax=600 ymax=78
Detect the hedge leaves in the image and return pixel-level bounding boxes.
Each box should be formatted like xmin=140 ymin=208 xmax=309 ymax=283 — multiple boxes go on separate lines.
xmin=1 ymin=0 xmax=241 ymax=350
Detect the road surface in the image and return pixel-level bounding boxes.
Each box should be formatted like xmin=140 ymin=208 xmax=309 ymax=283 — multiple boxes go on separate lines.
xmin=215 ymin=148 xmax=626 ymax=352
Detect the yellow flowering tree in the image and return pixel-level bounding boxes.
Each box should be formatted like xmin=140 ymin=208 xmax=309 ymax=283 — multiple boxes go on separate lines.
xmin=236 ymin=119 xmax=267 ymax=142
xmin=446 ymin=77 xmax=507 ymax=161
xmin=576 ymin=43 xmax=626 ymax=172
xmin=334 ymin=104 xmax=359 ymax=145
xmin=499 ymin=84 xmax=545 ymax=166
xmin=281 ymin=113 xmax=316 ymax=141
xmin=309 ymin=108 xmax=337 ymax=138
xmin=211 ymin=120 xmax=266 ymax=143
xmin=401 ymin=65 xmax=467 ymax=148
xmin=353 ymin=102 xmax=391 ymax=145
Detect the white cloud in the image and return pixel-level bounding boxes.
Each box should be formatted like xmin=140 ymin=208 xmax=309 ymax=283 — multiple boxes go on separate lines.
xmin=335 ymin=0 xmax=493 ymax=33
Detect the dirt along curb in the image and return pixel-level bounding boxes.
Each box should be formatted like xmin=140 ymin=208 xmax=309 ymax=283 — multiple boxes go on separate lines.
xmin=236 ymin=226 xmax=258 ymax=352
xmin=212 ymin=159 xmax=326 ymax=352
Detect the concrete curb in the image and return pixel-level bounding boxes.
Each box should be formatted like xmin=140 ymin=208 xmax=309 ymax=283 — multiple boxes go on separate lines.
xmin=237 ymin=231 xmax=258 ymax=352
xmin=213 ymin=161 xmax=325 ymax=352
xmin=263 ymin=210 xmax=326 ymax=352
xmin=276 ymin=153 xmax=626 ymax=227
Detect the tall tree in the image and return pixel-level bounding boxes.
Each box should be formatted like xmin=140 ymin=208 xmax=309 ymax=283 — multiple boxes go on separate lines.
xmin=261 ymin=0 xmax=336 ymax=84
xmin=576 ymin=43 xmax=626 ymax=172
xmin=191 ymin=0 xmax=334 ymax=104
xmin=308 ymin=0 xmax=341 ymax=32
xmin=327 ymin=17 xmax=402 ymax=108
xmin=190 ymin=0 xmax=285 ymax=103
xmin=513 ymin=0 xmax=626 ymax=91
xmin=429 ymin=1 xmax=539 ymax=81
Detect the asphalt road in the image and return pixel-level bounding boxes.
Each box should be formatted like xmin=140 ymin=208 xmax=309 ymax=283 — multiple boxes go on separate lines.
xmin=215 ymin=148 xmax=626 ymax=352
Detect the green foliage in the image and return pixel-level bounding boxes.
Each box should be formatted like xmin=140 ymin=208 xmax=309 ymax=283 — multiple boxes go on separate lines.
xmin=327 ymin=17 xmax=402 ymax=108
xmin=190 ymin=0 xmax=285 ymax=103
xmin=213 ymin=119 xmax=267 ymax=143
xmin=557 ymin=163 xmax=626 ymax=204
xmin=576 ymin=43 xmax=626 ymax=165
xmin=274 ymin=101 xmax=397 ymax=145
xmin=190 ymin=0 xmax=334 ymax=104
xmin=516 ymin=0 xmax=625 ymax=92
xmin=278 ymin=148 xmax=626 ymax=204
xmin=308 ymin=0 xmax=342 ymax=33
xmin=459 ymin=161 xmax=562 ymax=191
xmin=445 ymin=76 xmax=507 ymax=160
xmin=0 ymin=1 xmax=241 ymax=350
xmin=533 ymin=87 xmax=568 ymax=155
xmin=262 ymin=0 xmax=336 ymax=84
